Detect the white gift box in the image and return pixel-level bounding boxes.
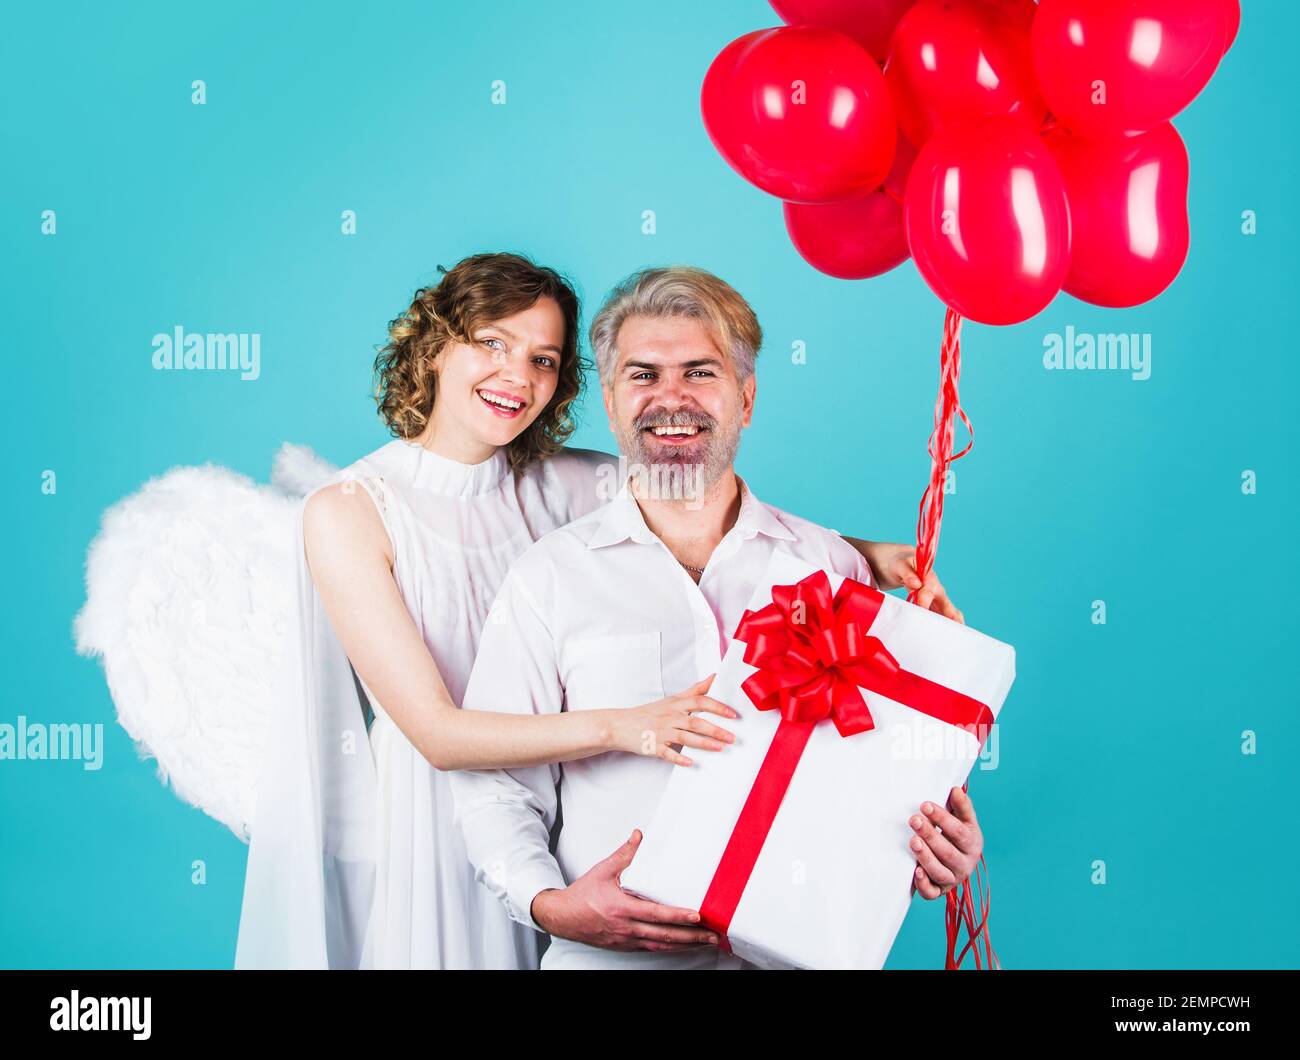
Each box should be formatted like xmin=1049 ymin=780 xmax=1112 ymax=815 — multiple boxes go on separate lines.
xmin=621 ymin=551 xmax=1016 ymax=969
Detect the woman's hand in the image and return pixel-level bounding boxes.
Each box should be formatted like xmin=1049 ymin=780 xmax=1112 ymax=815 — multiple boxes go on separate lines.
xmin=850 ymin=539 xmax=964 ymax=623
xmin=606 ymin=676 xmax=738 ymax=766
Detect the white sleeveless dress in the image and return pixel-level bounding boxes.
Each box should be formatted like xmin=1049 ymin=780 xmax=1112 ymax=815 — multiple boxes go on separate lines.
xmin=235 ymin=439 xmax=616 ymax=970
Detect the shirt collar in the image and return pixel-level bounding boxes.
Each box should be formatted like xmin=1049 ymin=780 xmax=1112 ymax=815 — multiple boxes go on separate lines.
xmin=586 ymin=472 xmax=796 ymax=550
xmin=392 ymin=439 xmax=510 ymax=498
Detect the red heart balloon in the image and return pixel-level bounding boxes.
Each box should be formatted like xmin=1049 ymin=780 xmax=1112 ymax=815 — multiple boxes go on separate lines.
xmin=768 ymin=0 xmax=917 ymax=62
xmin=701 ymin=27 xmax=897 ymax=203
xmin=1044 ymin=122 xmax=1190 ymax=308
xmin=885 ymin=0 xmax=1045 ymax=150
xmin=784 ymin=192 xmax=910 ymax=279
xmin=905 ymin=116 xmax=1071 ymax=325
xmin=1032 ymin=0 xmax=1228 ymax=138
xmin=1218 ymin=0 xmax=1240 ymax=54
xmin=884 ymin=130 xmax=918 ymax=201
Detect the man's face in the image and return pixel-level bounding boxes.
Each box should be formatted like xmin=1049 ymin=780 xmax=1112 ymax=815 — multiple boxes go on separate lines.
xmin=603 ymin=314 xmax=755 ymax=497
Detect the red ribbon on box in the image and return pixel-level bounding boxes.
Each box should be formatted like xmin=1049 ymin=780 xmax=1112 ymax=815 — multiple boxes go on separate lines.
xmin=697 ymin=570 xmax=995 ymax=960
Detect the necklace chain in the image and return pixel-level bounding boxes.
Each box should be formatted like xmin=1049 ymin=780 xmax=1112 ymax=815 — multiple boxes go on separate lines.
xmin=680 ymin=560 xmax=706 ymax=575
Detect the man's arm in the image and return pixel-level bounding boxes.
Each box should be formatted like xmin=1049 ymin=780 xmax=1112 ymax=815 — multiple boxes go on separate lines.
xmin=450 ymin=564 xmax=719 ymax=952
xmin=447 ymin=568 xmax=568 ymax=931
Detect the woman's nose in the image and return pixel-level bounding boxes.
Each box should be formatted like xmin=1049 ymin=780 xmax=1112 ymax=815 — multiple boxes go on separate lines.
xmin=497 ymin=353 xmax=529 ymax=386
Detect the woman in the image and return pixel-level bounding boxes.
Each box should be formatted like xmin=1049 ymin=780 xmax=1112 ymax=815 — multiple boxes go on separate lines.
xmin=235 ymin=252 xmax=959 ymax=970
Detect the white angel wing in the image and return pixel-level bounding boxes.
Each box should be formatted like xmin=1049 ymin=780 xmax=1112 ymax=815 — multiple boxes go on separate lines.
xmin=270 ymin=442 xmax=339 ymax=498
xmin=74 ymin=443 xmax=338 ymax=841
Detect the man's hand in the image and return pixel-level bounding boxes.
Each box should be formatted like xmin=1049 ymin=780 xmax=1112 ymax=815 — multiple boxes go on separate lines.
xmin=530 ymin=830 xmax=719 ymax=951
xmin=908 ymin=786 xmax=983 ymax=899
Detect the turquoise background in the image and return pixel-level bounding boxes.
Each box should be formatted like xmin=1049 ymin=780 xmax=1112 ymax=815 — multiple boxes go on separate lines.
xmin=2 ymin=1 xmax=1294 ymax=969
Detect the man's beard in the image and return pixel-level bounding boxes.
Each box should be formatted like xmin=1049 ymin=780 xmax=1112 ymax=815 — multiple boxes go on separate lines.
xmin=615 ymin=406 xmax=741 ymax=504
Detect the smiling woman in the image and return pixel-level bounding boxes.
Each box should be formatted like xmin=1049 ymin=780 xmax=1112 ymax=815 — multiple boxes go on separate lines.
xmin=372 ymin=254 xmax=584 ymax=472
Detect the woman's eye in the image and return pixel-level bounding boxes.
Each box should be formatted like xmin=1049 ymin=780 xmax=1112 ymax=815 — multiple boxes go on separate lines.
xmin=480 ymin=337 xmax=505 ymax=350
xmin=533 ymin=356 xmax=556 ymax=369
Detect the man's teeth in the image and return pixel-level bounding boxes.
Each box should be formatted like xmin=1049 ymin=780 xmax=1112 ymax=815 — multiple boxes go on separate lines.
xmin=478 ymin=389 xmax=523 ymax=410
xmin=650 ymin=426 xmax=700 ymax=436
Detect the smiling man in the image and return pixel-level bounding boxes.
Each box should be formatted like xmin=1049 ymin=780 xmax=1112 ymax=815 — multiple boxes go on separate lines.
xmin=448 ymin=266 xmax=984 ymax=969
xmin=603 ymin=308 xmax=740 ymax=509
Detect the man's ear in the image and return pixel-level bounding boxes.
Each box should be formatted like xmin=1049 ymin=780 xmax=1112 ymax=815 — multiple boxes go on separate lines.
xmin=601 ymin=381 xmax=615 ymax=429
xmin=740 ymin=373 xmax=757 ymax=429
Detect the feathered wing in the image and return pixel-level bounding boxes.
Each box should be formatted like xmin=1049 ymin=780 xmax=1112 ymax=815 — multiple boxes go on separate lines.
xmin=270 ymin=442 xmax=339 ymax=498
xmin=74 ymin=444 xmax=338 ymax=841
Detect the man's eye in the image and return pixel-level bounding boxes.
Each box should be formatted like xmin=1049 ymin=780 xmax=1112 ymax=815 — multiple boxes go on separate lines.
xmin=688 ymin=370 xmax=715 ymax=378
xmin=632 ymin=372 xmax=655 ymax=381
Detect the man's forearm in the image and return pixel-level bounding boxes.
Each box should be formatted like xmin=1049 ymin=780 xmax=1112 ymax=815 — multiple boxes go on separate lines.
xmin=448 ymin=766 xmax=566 ymax=932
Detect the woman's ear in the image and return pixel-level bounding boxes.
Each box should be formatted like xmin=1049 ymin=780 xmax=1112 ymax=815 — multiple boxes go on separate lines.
xmin=425 ymin=339 xmax=446 ymax=375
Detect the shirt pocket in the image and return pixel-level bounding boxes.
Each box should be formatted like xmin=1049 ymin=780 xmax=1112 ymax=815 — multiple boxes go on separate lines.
xmin=561 ymin=631 xmax=664 ymax=712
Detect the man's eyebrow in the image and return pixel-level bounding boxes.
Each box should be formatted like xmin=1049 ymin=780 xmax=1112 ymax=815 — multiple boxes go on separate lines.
xmin=622 ymin=357 xmax=723 ymax=371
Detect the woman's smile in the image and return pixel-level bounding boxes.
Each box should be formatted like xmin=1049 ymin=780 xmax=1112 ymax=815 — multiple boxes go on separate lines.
xmin=475 ymin=386 xmax=528 ymax=419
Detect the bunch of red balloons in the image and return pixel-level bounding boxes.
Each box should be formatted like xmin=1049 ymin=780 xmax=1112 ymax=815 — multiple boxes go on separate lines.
xmin=702 ymin=0 xmax=1240 ymax=326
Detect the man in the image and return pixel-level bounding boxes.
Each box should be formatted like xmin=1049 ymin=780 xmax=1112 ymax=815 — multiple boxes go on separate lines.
xmin=449 ymin=266 xmax=984 ymax=969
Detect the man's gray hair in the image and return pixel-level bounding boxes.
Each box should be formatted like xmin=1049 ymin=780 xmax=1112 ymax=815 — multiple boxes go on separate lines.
xmin=588 ymin=266 xmax=762 ymax=387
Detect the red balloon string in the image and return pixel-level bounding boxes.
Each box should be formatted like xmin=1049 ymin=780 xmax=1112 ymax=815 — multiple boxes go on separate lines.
xmin=943 ymin=783 xmax=1000 ymax=970
xmin=906 ymin=310 xmax=997 ymax=970
xmin=907 ymin=306 xmax=972 ymax=607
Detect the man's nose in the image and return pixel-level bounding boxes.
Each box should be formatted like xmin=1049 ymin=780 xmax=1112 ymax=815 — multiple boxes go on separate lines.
xmin=654 ymin=375 xmax=695 ymax=408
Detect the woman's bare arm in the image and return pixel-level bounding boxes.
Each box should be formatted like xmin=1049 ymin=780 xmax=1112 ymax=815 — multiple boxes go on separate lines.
xmin=301 ymin=482 xmax=734 ymax=772
xmin=841 ymin=536 xmax=964 ymax=622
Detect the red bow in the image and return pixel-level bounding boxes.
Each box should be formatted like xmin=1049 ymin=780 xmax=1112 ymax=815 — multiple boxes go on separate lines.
xmin=735 ymin=569 xmax=896 ymax=738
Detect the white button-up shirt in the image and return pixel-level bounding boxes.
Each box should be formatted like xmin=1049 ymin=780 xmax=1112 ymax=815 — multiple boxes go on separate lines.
xmin=449 ymin=474 xmax=874 ymax=969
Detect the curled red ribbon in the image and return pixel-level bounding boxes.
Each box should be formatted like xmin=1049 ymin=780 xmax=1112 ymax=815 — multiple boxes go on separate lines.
xmin=905 ymin=309 xmax=999 ymax=969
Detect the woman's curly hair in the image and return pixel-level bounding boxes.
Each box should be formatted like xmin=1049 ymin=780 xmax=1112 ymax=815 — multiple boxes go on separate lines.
xmin=373 ymin=252 xmax=586 ymax=475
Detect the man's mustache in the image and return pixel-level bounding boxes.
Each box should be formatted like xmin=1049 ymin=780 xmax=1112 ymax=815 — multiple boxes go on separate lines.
xmin=632 ymin=408 xmax=717 ymax=432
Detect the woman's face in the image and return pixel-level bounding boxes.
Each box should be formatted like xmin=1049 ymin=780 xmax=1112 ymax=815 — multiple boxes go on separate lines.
xmin=425 ymin=296 xmax=566 ymax=456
